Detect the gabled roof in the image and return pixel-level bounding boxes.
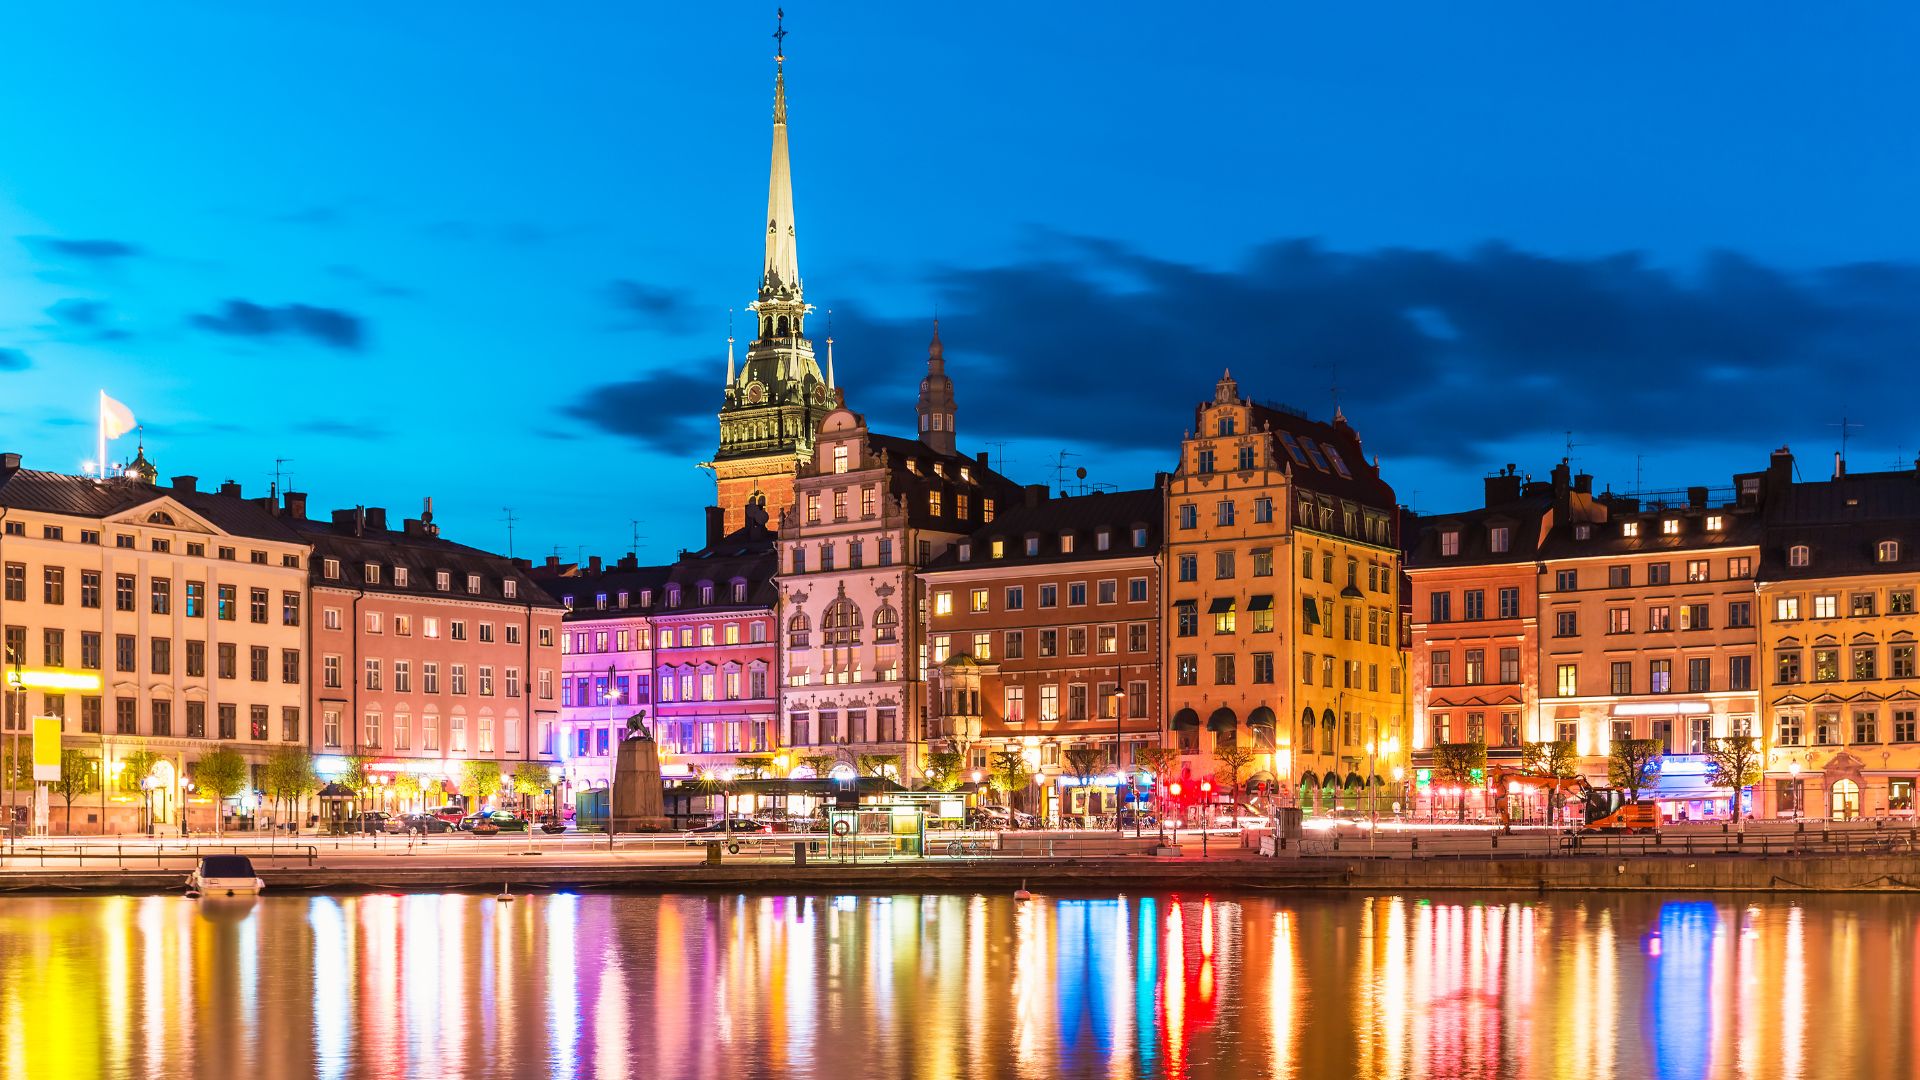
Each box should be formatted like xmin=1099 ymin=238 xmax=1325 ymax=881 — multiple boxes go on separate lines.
xmin=289 ymin=516 xmax=562 ymax=609
xmin=1246 ymin=405 xmax=1395 ymax=510
xmin=1761 ymin=467 xmax=1920 ymax=580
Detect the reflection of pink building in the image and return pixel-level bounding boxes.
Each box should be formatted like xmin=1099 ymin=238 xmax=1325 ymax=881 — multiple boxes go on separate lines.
xmin=297 ymin=502 xmax=563 ymax=809
xmin=650 ymin=510 xmax=780 ymax=783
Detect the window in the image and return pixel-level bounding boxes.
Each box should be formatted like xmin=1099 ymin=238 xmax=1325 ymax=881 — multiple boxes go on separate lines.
xmin=1897 ymin=710 xmax=1918 ymax=743
xmin=1098 ymin=580 xmax=1117 ymax=605
xmin=1686 ymin=559 xmax=1710 ymax=583
xmin=1853 ymin=646 xmax=1877 ymax=681
xmin=1499 ymin=647 xmax=1520 ymax=683
xmin=1463 ymin=649 xmax=1484 ymax=684
xmin=1039 ymin=584 xmax=1058 ymax=608
xmin=1852 ymin=592 xmax=1876 ymax=617
xmin=1038 ymin=630 xmax=1058 ymax=658
xmin=1177 ymin=554 xmax=1197 ymax=582
xmin=1556 ymin=664 xmax=1578 ymax=697
xmin=1214 ymin=654 xmax=1236 ymax=684
xmin=1661 ymin=519 xmax=1679 ymax=536
xmin=1775 ymin=649 xmax=1801 ymax=684
xmin=1608 ymin=608 xmax=1632 ymax=634
xmin=1215 ymin=551 xmax=1235 ymax=579
xmin=1555 ymin=569 xmax=1577 ymax=591
xmin=1855 ymin=710 xmax=1880 ymax=745
xmin=1611 ymin=662 xmax=1633 ymax=695
xmin=1555 ymin=610 xmax=1578 ymax=636
xmin=1463 ymin=590 xmax=1484 ymax=621
xmin=1178 ymin=504 xmax=1198 ymax=530
xmin=1429 ymin=593 xmax=1451 ymax=622
xmin=1730 ymin=655 xmax=1752 ymax=691
xmin=1775 ymin=597 xmax=1801 ymax=621
xmin=1687 ymin=657 xmax=1711 ymax=692
xmin=1622 ymin=522 xmax=1640 ymax=538
xmin=1648 ymin=606 xmax=1671 ymax=632
xmin=1497 ymin=587 xmax=1519 ymax=619
xmin=1879 ymin=540 xmax=1901 ymax=563
xmin=1893 ymin=645 xmax=1916 ymax=679
xmin=1439 ymin=531 xmax=1459 ymax=556
xmin=1813 ymin=594 xmax=1838 ymax=620
xmin=1129 ymin=577 xmax=1149 ymax=602
xmin=1728 ymin=601 xmax=1753 ymax=628
xmin=1813 ymin=648 xmax=1839 ymax=682
xmin=1069 ymin=582 xmax=1088 ymax=606
xmin=1216 ymin=500 xmax=1235 ymax=527
xmin=1647 ymin=563 xmax=1670 ymax=585
xmin=1679 ymin=603 xmax=1709 ymax=630
xmin=1608 ymin=566 xmax=1630 ymax=588
xmin=1728 ymin=557 xmax=1752 ymax=579
xmin=1789 ymin=545 xmax=1810 ymax=568
xmin=1430 ymin=651 xmax=1451 ymax=687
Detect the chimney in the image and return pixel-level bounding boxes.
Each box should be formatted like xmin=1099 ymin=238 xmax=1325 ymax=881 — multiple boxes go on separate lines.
xmin=0 ymin=452 xmax=19 ymax=471
xmin=364 ymin=507 xmax=388 ymax=533
xmin=705 ymin=506 xmax=725 ymax=547
xmin=1482 ymin=464 xmax=1521 ymax=506
xmin=588 ymin=555 xmax=603 ymax=574
xmin=330 ymin=508 xmax=358 ymax=534
xmin=544 ymin=555 xmax=560 ymax=571
xmin=172 ymin=475 xmax=198 ymax=494
xmin=1550 ymin=461 xmax=1571 ymax=500
xmin=618 ymin=554 xmax=638 ymax=570
xmin=219 ymin=480 xmax=242 ymax=497
xmin=1573 ymin=472 xmax=1593 ymax=494
xmin=1687 ymin=486 xmax=1708 ymax=508
xmin=976 ymin=451 xmax=990 ymax=471
xmin=1024 ymin=483 xmax=1048 ymax=508
xmin=1769 ymin=447 xmax=1795 ymax=487
xmin=1833 ymin=451 xmax=1846 ymax=480
xmin=284 ymin=491 xmax=308 ymax=519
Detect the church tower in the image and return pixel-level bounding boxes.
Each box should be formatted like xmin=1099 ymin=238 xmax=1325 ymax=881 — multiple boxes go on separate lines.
xmin=916 ymin=320 xmax=957 ymax=455
xmin=710 ymin=15 xmax=833 ymax=535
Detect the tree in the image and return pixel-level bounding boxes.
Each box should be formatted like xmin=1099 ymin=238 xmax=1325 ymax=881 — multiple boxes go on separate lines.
xmin=339 ymin=754 xmax=373 ymax=797
xmin=461 ymin=760 xmax=503 ymax=807
xmin=263 ymin=746 xmax=319 ymax=825
xmin=988 ymin=748 xmax=1033 ymax=812
xmin=1432 ymin=742 xmax=1488 ymax=822
xmin=733 ymin=756 xmax=775 ymax=780
xmin=49 ymin=750 xmax=100 ymax=834
xmin=856 ymin=753 xmax=901 ymax=780
xmin=1519 ymin=740 xmax=1581 ymax=779
xmin=1608 ymin=738 xmax=1665 ymax=805
xmin=921 ymin=749 xmax=964 ymax=792
xmin=195 ymin=748 xmax=249 ymax=836
xmin=798 ymin=754 xmax=837 ymax=780
xmin=119 ymin=750 xmax=164 ymax=833
xmin=1704 ymin=735 xmax=1762 ymax=823
xmin=1063 ymin=745 xmax=1109 ymax=787
xmin=1211 ymin=745 xmax=1260 ymax=803
xmin=389 ymin=773 xmax=423 ymax=813
xmin=512 ymin=761 xmax=549 ymax=817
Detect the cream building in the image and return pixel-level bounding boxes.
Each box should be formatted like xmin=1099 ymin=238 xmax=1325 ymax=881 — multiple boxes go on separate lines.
xmin=0 ymin=451 xmax=309 ymax=833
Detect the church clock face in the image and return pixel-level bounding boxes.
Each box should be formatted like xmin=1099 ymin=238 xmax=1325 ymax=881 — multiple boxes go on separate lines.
xmin=746 ymin=381 xmax=766 ymax=404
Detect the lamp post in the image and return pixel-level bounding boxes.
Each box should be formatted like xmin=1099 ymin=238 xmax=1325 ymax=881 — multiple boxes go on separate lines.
xmin=1110 ymin=688 xmax=1127 ymax=834
xmin=1789 ymin=758 xmax=1803 ymax=819
xmin=1199 ymin=778 xmax=1212 ymax=857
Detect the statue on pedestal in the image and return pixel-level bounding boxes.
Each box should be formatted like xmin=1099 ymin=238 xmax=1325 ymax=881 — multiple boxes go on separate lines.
xmin=611 ymin=711 xmax=670 ymax=832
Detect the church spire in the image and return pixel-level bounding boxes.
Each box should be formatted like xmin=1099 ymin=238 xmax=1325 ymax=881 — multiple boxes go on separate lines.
xmin=759 ymin=9 xmax=801 ymax=314
xmin=725 ymin=311 xmax=736 ymax=385
xmin=917 ymin=318 xmax=957 ymax=455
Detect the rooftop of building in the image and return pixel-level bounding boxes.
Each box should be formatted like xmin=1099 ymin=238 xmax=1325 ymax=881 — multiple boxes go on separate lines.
xmin=922 ymin=487 xmax=1163 ymax=573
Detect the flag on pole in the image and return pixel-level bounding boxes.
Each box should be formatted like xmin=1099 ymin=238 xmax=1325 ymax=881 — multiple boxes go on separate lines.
xmin=100 ymin=391 xmax=136 ymax=440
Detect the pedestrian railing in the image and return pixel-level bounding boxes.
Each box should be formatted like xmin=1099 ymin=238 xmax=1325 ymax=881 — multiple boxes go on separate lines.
xmin=5 ymin=843 xmax=318 ymax=868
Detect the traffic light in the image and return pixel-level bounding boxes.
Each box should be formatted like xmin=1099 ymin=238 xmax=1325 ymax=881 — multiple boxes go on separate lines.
xmin=1200 ymin=779 xmax=1213 ymax=799
xmin=1169 ymin=781 xmax=1182 ymax=798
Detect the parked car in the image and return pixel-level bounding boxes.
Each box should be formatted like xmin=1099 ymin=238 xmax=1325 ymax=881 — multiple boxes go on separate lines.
xmin=428 ymin=805 xmax=467 ymax=824
xmin=465 ymin=811 xmax=530 ymax=834
xmin=966 ymin=806 xmax=1012 ymax=830
xmin=388 ymin=813 xmax=454 ymax=834
xmin=685 ymin=817 xmax=771 ymax=836
xmin=343 ymin=812 xmax=390 ymax=835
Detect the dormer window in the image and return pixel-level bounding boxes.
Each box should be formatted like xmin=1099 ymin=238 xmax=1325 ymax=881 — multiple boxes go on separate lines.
xmin=1133 ymin=527 xmax=1147 ymax=547
xmin=503 ymin=579 xmax=517 ymax=599
xmin=733 ymin=580 xmax=747 ymax=602
xmin=365 ymin=563 xmax=382 ymax=585
xmin=561 ymin=595 xmax=574 ymax=609
xmin=1789 ymin=545 xmax=1811 ymax=568
xmin=1059 ymin=533 xmax=1075 ymax=554
xmin=617 ymin=590 xmax=629 ymax=607
xmin=1622 ymin=522 xmax=1640 ymax=538
xmin=1662 ymin=519 xmax=1680 ymax=535
xmin=323 ymin=558 xmax=341 ymax=580
xmin=1489 ymin=526 xmax=1510 ymax=554
xmin=436 ymin=571 xmax=450 ymax=591
xmin=1096 ymin=528 xmax=1111 ymax=551
xmin=596 ymin=593 xmax=608 ymax=610
xmin=991 ymin=539 xmax=1005 ymax=559
xmin=394 ymin=567 xmax=409 ymax=588
xmin=1439 ymin=530 xmax=1460 ymax=557
xmin=1025 ymin=536 xmax=1040 ymax=557
xmin=639 ymin=590 xmax=652 ymax=606
xmin=1574 ymin=524 xmax=1592 ymax=540
xmin=466 ymin=573 xmax=480 ymax=594
xmin=960 ymin=466 xmax=971 ymax=482
xmin=667 ymin=586 xmax=682 ymax=607
xmin=1706 ymin=515 xmax=1724 ymax=531
xmin=1218 ymin=416 xmax=1236 ymax=436
xmin=833 ymin=444 xmax=849 ymax=474
xmin=1878 ymin=540 xmax=1900 ymax=563
xmin=957 ymin=542 xmax=972 ymax=562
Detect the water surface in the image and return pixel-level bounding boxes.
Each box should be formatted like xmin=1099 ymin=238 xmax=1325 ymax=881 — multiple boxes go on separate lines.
xmin=0 ymin=890 xmax=1910 ymax=1079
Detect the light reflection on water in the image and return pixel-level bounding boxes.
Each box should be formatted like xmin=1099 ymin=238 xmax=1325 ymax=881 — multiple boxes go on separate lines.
xmin=0 ymin=890 xmax=1911 ymax=1079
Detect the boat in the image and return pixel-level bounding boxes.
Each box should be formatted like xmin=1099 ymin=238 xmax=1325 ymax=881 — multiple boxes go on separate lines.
xmin=187 ymin=855 xmax=266 ymax=897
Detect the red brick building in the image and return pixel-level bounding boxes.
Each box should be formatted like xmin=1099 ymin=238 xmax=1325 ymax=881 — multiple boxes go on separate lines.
xmin=922 ymin=487 xmax=1163 ymax=821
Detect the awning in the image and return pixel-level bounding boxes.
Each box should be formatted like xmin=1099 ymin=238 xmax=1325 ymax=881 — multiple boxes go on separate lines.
xmin=1171 ymin=708 xmax=1200 ymax=730
xmin=1207 ymin=707 xmax=1238 ymax=732
xmin=1247 ymin=706 xmax=1277 ymax=729
xmin=1248 ymin=595 xmax=1274 ymax=612
xmin=1301 ymin=597 xmax=1321 ymax=625
xmin=1208 ymin=597 xmax=1235 ymax=614
xmin=1173 ymin=599 xmax=1197 ymax=610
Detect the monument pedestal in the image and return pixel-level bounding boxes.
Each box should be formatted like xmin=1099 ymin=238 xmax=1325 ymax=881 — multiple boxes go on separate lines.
xmin=611 ymin=724 xmax=670 ymax=832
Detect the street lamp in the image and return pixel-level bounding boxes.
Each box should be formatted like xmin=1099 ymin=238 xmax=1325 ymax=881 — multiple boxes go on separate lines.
xmin=1198 ymin=778 xmax=1213 ymax=857
xmin=1789 ymin=758 xmax=1803 ymax=819
xmin=1110 ymin=688 xmax=1127 ymax=834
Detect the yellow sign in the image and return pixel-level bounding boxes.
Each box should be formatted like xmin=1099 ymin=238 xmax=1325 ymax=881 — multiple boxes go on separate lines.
xmin=5 ymin=668 xmax=103 ymax=692
xmin=31 ymin=717 xmax=61 ymax=782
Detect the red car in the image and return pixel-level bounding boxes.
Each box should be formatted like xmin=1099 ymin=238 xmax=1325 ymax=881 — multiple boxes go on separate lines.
xmin=428 ymin=805 xmax=466 ymax=824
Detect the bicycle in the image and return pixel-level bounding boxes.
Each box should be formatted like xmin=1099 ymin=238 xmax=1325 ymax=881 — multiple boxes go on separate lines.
xmin=946 ymin=837 xmax=994 ymax=858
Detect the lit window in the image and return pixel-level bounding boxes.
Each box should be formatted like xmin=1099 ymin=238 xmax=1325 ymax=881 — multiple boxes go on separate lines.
xmin=1879 ymin=540 xmax=1901 ymax=563
xmin=1622 ymin=522 xmax=1640 ymax=538
xmin=1706 ymin=515 xmax=1724 ymax=531
xmin=1662 ymin=519 xmax=1679 ymax=535
xmin=1439 ymin=531 xmax=1459 ymax=557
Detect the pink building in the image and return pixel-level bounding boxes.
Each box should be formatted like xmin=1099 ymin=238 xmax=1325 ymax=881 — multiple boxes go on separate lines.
xmin=297 ymin=502 xmax=564 ymax=812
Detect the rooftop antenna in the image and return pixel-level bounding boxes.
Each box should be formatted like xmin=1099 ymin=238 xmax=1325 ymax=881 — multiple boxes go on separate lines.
xmin=1829 ymin=415 xmax=1864 ymax=468
xmin=1635 ymin=454 xmax=1644 ymax=495
xmin=986 ymin=441 xmax=1009 ymax=475
xmin=272 ymin=457 xmax=294 ymax=499
xmin=1315 ymin=360 xmax=1342 ymax=420
xmin=630 ymin=519 xmax=645 ymax=557
xmin=1562 ymin=431 xmax=1585 ymax=468
xmin=1052 ymin=450 xmax=1080 ymax=496
xmin=501 ymin=508 xmax=518 ymax=557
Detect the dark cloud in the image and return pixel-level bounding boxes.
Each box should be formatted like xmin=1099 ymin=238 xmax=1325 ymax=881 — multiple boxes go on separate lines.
xmin=189 ymin=299 xmax=366 ymax=350
xmin=560 ymin=368 xmax=713 ymax=456
xmin=21 ymin=236 xmax=142 ymax=262
xmin=45 ymin=298 xmax=131 ymax=340
xmin=0 ymin=348 xmax=28 ymax=371
xmin=607 ymin=279 xmax=697 ymax=333
xmin=563 ymin=237 xmax=1920 ymax=482
xmin=293 ymin=418 xmax=388 ymax=438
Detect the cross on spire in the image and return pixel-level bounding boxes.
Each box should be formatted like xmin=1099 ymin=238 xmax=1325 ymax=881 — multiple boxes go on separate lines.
xmin=773 ymin=8 xmax=787 ymax=61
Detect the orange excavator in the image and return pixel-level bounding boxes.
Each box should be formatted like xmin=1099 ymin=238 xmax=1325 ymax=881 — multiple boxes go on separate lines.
xmin=1489 ymin=770 xmax=1594 ymax=824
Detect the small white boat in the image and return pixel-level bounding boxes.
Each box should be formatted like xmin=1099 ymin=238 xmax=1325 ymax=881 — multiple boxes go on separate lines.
xmin=187 ymin=855 xmax=266 ymax=897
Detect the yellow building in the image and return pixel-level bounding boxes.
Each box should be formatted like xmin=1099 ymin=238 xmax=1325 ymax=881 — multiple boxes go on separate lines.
xmin=0 ymin=452 xmax=310 ymax=833
xmin=1757 ymin=454 xmax=1920 ymax=819
xmin=1163 ymin=373 xmax=1408 ymax=812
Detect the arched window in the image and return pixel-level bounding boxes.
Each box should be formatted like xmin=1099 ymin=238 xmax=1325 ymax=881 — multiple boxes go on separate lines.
xmin=1301 ymin=707 xmax=1317 ymax=753
xmin=1789 ymin=545 xmax=1811 ymax=568
xmin=823 ymin=596 xmax=862 ymax=646
xmin=1322 ymin=708 xmax=1337 ymax=746
xmin=147 ymin=511 xmax=175 ymax=525
xmin=873 ymin=604 xmax=900 ymax=643
xmin=777 ymin=315 xmax=790 ymax=336
xmin=1879 ymin=540 xmax=1901 ymax=564
xmin=787 ymin=612 xmax=810 ymax=649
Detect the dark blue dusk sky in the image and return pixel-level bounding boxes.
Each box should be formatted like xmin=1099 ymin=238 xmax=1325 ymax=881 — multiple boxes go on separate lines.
xmin=4 ymin=3 xmax=1918 ymax=561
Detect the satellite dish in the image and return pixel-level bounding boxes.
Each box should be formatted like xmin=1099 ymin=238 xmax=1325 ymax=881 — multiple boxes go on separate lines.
xmin=1075 ymin=467 xmax=1087 ymax=480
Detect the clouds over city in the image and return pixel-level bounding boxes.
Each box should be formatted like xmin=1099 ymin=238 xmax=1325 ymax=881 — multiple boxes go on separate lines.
xmin=189 ymin=299 xmax=367 ymax=350
xmin=20 ymin=236 xmax=143 ymax=263
xmin=566 ymin=237 xmax=1920 ymax=475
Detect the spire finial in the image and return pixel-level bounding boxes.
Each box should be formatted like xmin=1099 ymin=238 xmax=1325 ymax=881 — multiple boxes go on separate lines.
xmin=725 ymin=309 xmax=736 ymax=385
xmin=928 ymin=317 xmax=944 ymax=366
xmin=826 ymin=308 xmax=835 ymax=390
xmin=772 ymin=9 xmax=788 ymax=123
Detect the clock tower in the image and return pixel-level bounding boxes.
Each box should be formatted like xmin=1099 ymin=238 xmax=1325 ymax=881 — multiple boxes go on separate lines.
xmin=711 ymin=19 xmax=833 ymax=535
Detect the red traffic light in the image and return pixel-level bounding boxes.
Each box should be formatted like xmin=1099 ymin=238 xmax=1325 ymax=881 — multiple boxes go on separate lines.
xmin=1169 ymin=782 xmax=1182 ymax=797
xmin=1200 ymin=779 xmax=1213 ymax=794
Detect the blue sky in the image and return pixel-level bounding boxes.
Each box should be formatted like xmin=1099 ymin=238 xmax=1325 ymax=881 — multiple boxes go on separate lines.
xmin=3 ymin=2 xmax=1917 ymax=561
